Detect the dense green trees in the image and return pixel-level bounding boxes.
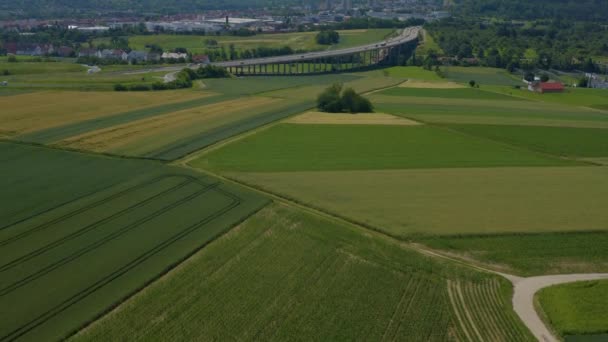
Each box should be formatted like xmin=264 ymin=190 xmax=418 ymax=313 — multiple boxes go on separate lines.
xmin=317 ymin=83 xmax=373 ymax=113
xmin=315 ymin=30 xmax=340 ymax=45
xmin=452 ymin=0 xmax=608 ymax=21
xmin=426 ymin=17 xmax=607 ymax=71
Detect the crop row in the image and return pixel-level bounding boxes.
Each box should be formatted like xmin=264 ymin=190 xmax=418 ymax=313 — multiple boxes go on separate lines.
xmin=448 ymin=279 xmax=533 ymax=341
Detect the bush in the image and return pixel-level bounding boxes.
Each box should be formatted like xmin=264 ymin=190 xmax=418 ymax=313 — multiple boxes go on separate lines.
xmin=469 ymin=80 xmax=476 ymax=87
xmin=317 ymin=83 xmax=344 ymax=112
xmin=578 ymin=77 xmax=589 ymax=88
xmin=2 ymin=69 xmax=10 ymax=76
xmin=7 ymin=55 xmax=17 ymax=63
xmin=317 ymin=83 xmax=374 ymax=113
xmin=195 ymin=65 xmax=231 ymax=78
xmin=127 ymin=84 xmax=151 ymax=91
xmin=341 ymin=88 xmax=373 ymax=113
xmin=113 ymin=84 xmax=127 ymax=91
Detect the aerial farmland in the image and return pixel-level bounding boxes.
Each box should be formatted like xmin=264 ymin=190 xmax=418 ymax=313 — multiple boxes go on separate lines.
xmin=2 ymin=11 xmax=608 ymax=342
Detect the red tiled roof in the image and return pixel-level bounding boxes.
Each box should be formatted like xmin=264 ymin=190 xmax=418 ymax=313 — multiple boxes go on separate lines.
xmin=540 ymin=82 xmax=564 ymax=90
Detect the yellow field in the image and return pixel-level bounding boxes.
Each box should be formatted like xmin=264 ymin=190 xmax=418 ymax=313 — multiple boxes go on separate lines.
xmin=56 ymin=96 xmax=281 ymax=153
xmin=287 ymin=111 xmax=420 ymax=125
xmin=399 ymin=80 xmax=465 ymax=89
xmin=0 ymin=90 xmax=211 ymax=136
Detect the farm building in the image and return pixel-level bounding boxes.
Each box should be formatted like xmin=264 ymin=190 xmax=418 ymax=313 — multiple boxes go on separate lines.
xmin=192 ymin=54 xmax=211 ymax=64
xmin=529 ymin=81 xmax=564 ymax=93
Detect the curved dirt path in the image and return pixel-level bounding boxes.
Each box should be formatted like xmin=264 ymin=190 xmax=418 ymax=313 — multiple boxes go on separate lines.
xmin=409 ymin=245 xmax=608 ymax=341
xmin=511 ymin=273 xmax=608 ymax=342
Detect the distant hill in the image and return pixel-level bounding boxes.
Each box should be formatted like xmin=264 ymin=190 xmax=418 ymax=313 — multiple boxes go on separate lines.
xmin=451 ymin=0 xmax=608 ymax=21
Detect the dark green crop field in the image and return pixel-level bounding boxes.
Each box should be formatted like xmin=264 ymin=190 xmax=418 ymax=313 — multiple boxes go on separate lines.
xmin=0 ymin=142 xmax=268 ymax=341
xmin=197 ymin=124 xmax=579 ymax=172
xmin=445 ymin=124 xmax=608 ymax=158
xmin=376 ymin=87 xmax=520 ymax=100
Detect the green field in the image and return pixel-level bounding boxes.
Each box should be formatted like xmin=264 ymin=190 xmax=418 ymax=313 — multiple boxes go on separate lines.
xmin=377 ymin=86 xmax=522 ymax=100
xmin=384 ymin=66 xmax=444 ymax=80
xmin=487 ymin=86 xmax=608 ymax=109
xmin=198 ymin=124 xmax=576 ymax=172
xmin=0 ymin=142 xmax=268 ymax=341
xmin=422 ymin=232 xmax=608 ymax=275
xmin=222 ymin=167 xmax=608 ymax=237
xmin=202 ymin=74 xmax=360 ymax=95
xmin=0 ymin=60 xmax=84 ymax=75
xmin=373 ymin=97 xmax=608 ymax=128
xmin=73 ymin=203 xmax=532 ymax=341
xmin=538 ymin=280 xmax=608 ymax=337
xmin=446 ymin=124 xmax=608 ymax=158
xmin=102 ymin=29 xmax=394 ymax=55
xmin=441 ymin=66 xmax=522 ymax=86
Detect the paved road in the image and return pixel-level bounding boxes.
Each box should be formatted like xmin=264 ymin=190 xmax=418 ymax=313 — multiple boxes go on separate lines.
xmin=511 ymin=273 xmax=608 ymax=342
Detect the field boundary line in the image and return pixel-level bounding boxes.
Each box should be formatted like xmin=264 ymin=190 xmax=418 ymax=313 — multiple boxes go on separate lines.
xmin=184 ymin=166 xmax=516 ymax=282
xmin=0 ymin=138 xmax=167 ymax=163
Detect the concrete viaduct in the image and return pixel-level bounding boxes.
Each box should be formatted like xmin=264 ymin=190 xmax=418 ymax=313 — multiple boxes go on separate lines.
xmin=212 ymin=26 xmax=421 ymax=76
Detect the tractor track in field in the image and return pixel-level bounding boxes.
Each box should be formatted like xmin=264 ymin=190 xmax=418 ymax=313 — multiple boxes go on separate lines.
xmin=0 ymin=175 xmax=196 ymax=247
xmin=1 ymin=179 xmax=244 ymax=342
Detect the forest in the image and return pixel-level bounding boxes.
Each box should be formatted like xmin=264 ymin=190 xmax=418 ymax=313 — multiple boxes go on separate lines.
xmin=425 ymin=17 xmax=608 ymax=72
xmin=451 ymin=0 xmax=608 ymax=21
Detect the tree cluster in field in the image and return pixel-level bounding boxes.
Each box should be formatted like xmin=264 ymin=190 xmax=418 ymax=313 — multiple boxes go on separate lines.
xmin=423 ymin=17 xmax=607 ymax=72
xmin=315 ymin=30 xmax=339 ymax=45
xmin=114 ymin=65 xmax=230 ymax=91
xmin=317 ymin=83 xmax=373 ymax=114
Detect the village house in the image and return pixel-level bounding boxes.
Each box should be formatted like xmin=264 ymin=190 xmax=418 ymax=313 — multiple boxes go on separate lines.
xmin=529 ymin=81 xmax=565 ymax=93
xmin=161 ymin=52 xmax=188 ymax=60
xmin=78 ymin=48 xmax=101 ymax=58
xmin=57 ymin=46 xmax=74 ymax=57
xmin=148 ymin=52 xmax=161 ymax=62
xmin=191 ymin=54 xmax=210 ymax=64
xmin=101 ymin=49 xmax=128 ymax=61
xmin=127 ymin=50 xmax=149 ymax=62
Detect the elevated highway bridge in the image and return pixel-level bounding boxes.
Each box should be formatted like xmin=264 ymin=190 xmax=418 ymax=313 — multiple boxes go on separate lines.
xmin=212 ymin=26 xmax=421 ymax=75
